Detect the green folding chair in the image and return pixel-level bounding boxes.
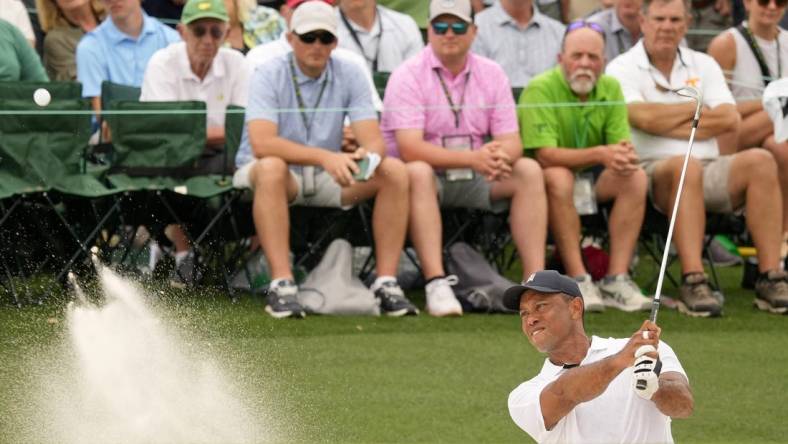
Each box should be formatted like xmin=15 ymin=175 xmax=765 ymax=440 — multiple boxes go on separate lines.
xmin=373 ymin=71 xmax=391 ymax=99
xmin=0 ymin=81 xmax=82 ymax=101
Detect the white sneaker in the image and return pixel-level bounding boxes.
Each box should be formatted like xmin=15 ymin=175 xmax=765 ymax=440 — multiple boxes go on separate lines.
xmin=425 ymin=275 xmax=463 ymax=317
xmin=575 ymin=274 xmax=605 ymax=312
xmin=598 ymin=274 xmax=652 ymax=312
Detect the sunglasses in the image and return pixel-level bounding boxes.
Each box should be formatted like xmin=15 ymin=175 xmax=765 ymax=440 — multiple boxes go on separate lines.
xmin=564 ymin=20 xmax=605 ymax=37
xmin=756 ymin=0 xmax=788 ymax=7
xmin=431 ymin=21 xmax=470 ymax=35
xmin=297 ymin=31 xmax=337 ymax=45
xmin=190 ymin=24 xmax=225 ymax=40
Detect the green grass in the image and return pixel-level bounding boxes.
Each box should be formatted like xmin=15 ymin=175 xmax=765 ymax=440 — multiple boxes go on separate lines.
xmin=1 ymin=259 xmax=786 ymax=443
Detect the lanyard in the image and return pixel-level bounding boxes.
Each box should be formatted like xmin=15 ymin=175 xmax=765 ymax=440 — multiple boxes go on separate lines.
xmin=743 ymin=22 xmax=782 ymax=83
xmin=289 ymin=54 xmax=329 ymax=141
xmin=434 ymin=68 xmax=471 ymax=129
xmin=572 ymin=110 xmax=590 ymax=148
xmin=340 ymin=8 xmax=383 ymax=72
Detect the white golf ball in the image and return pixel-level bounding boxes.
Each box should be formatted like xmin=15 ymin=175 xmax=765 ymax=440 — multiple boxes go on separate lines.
xmin=33 ymin=88 xmax=51 ymax=107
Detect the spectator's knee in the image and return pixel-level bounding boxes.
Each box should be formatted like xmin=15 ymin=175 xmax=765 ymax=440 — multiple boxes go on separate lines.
xmin=743 ymin=148 xmax=778 ymax=179
xmin=512 ymin=157 xmax=543 ymax=183
xmin=406 ymin=161 xmax=436 ymax=189
xmin=377 ymin=157 xmax=409 ymax=190
xmin=629 ymin=168 xmax=648 ymax=197
xmin=543 ymin=166 xmax=574 ymax=199
xmin=250 ymin=157 xmax=288 ymax=188
xmin=667 ymin=156 xmax=703 ymax=185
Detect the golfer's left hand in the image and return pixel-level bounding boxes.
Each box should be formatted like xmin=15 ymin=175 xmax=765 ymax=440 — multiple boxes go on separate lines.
xmin=632 ymin=344 xmax=662 ymax=400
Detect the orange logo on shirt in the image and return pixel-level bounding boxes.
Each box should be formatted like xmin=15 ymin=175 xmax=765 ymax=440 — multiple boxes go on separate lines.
xmin=685 ymin=77 xmax=700 ymax=87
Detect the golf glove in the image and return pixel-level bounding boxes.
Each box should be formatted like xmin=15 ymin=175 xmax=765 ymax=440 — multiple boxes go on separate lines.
xmin=633 ymin=345 xmax=662 ymax=400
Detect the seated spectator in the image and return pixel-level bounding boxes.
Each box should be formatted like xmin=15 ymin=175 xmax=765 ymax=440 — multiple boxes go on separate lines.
xmin=587 ymin=0 xmax=643 ymax=62
xmin=36 ymin=0 xmax=104 ymax=81
xmin=141 ymin=0 xmax=248 ymax=286
xmin=142 ymin=0 xmax=184 ymax=25
xmin=224 ymin=0 xmax=286 ymax=53
xmin=234 ymin=1 xmax=415 ymax=319
xmin=246 ymin=0 xmax=380 ymax=110
xmin=472 ymin=0 xmax=565 ymax=88
xmin=0 ymin=18 xmax=47 ymax=81
xmin=76 ymin=0 xmax=180 ymax=112
xmin=607 ymin=0 xmax=788 ymax=316
xmin=336 ymin=0 xmax=423 ymax=73
xmin=687 ymin=0 xmax=732 ymax=51
xmin=520 ymin=22 xmax=650 ymax=312
xmin=1 ymin=0 xmax=36 ymax=46
xmin=708 ymin=0 xmax=788 ymax=254
xmin=382 ymin=0 xmax=548 ymax=317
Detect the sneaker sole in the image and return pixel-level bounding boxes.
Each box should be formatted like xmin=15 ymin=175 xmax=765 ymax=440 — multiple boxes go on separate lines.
xmin=265 ymin=305 xmax=306 ymax=319
xmin=601 ymin=296 xmax=650 ymax=313
xmin=676 ymin=301 xmax=722 ymax=318
xmin=753 ymin=298 xmax=788 ymax=314
xmin=428 ymin=309 xmax=463 ymax=317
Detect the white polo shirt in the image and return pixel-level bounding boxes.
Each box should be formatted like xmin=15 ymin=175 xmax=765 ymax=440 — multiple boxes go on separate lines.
xmin=606 ymin=40 xmax=736 ymax=161
xmin=245 ymin=34 xmax=383 ymax=111
xmin=336 ymin=5 xmax=423 ymax=73
xmin=508 ymin=336 xmax=687 ymax=444
xmin=140 ymin=42 xmax=249 ymax=129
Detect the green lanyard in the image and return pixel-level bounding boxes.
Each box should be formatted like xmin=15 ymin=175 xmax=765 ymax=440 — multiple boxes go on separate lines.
xmin=572 ymin=109 xmax=590 ymax=149
xmin=434 ymin=68 xmax=471 ymax=128
xmin=289 ymin=54 xmax=329 ymax=141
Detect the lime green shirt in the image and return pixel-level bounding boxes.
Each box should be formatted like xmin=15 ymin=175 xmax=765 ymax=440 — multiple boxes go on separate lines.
xmin=0 ymin=19 xmax=47 ymax=82
xmin=519 ymin=66 xmax=629 ymax=151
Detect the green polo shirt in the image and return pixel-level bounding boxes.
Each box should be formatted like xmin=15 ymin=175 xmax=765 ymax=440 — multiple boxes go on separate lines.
xmin=519 ymin=66 xmax=629 ymax=151
xmin=0 ymin=19 xmax=47 ymax=82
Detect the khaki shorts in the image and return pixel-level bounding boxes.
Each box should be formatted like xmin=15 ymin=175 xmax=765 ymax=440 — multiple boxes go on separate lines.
xmin=436 ymin=174 xmax=509 ymax=213
xmin=641 ymin=155 xmax=734 ymax=214
xmin=233 ymin=160 xmax=343 ymax=208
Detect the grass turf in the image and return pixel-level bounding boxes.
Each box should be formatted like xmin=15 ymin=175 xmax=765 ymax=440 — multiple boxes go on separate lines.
xmin=1 ymin=258 xmax=786 ymax=443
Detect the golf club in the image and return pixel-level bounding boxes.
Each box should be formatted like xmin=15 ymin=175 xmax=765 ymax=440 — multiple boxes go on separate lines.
xmin=649 ymin=85 xmax=703 ymax=324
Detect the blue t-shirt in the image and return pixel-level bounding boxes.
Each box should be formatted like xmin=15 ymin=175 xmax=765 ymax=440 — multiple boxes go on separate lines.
xmin=76 ymin=13 xmax=180 ymax=97
xmin=236 ymin=52 xmax=378 ymax=169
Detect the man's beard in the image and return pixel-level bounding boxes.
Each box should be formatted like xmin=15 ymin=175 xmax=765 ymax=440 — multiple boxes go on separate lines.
xmin=568 ymin=68 xmax=597 ymax=95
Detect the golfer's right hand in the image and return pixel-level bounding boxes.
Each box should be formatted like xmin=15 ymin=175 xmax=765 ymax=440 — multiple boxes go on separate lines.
xmin=321 ymin=151 xmax=359 ymax=187
xmin=616 ymin=320 xmax=661 ymax=367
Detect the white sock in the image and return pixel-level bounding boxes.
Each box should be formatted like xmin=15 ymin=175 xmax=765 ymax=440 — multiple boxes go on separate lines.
xmin=269 ymin=278 xmax=292 ymax=289
xmin=174 ymin=250 xmax=189 ymax=266
xmin=371 ymin=275 xmax=397 ymax=290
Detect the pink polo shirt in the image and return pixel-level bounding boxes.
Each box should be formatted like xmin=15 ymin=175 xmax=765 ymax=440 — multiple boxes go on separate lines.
xmin=381 ymin=45 xmax=519 ymax=158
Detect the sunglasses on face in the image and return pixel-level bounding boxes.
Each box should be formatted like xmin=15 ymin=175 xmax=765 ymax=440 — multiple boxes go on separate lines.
xmin=297 ymin=31 xmax=337 ymax=45
xmin=756 ymin=0 xmax=788 ymax=8
xmin=190 ymin=24 xmax=225 ymax=40
xmin=431 ymin=21 xmax=470 ymax=35
xmin=564 ymin=20 xmax=606 ymax=38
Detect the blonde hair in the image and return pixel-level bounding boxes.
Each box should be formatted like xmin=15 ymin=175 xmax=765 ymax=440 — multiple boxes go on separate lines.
xmin=36 ymin=0 xmax=105 ymax=33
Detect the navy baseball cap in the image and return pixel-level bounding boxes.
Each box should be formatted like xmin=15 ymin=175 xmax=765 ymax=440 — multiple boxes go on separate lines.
xmin=502 ymin=270 xmax=582 ymax=311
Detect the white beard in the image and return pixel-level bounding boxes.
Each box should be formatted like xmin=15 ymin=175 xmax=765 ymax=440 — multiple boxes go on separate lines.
xmin=568 ymin=68 xmax=597 ymax=96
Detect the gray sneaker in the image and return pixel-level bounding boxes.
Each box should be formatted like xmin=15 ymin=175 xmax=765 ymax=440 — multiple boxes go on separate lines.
xmin=754 ymin=270 xmax=788 ymax=314
xmin=678 ymin=273 xmax=723 ymax=317
xmin=373 ymin=280 xmax=419 ymax=317
xmin=265 ymin=279 xmax=305 ymax=319
xmin=703 ymin=237 xmax=742 ymax=267
xmin=169 ymin=251 xmax=202 ymax=288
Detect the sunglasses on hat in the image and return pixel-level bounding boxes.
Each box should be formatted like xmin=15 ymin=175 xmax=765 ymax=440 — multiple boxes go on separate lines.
xmin=565 ymin=20 xmax=605 ymax=37
xmin=431 ymin=21 xmax=470 ymax=35
xmin=297 ymin=31 xmax=337 ymax=45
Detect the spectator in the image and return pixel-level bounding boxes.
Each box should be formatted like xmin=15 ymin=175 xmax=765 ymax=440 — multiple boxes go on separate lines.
xmin=472 ymin=0 xmax=565 ymax=88
xmin=1 ymin=0 xmax=36 ymax=46
xmin=382 ymin=0 xmax=548 ymax=317
xmin=36 ymin=0 xmax=104 ymax=81
xmin=0 ymin=18 xmax=46 ymax=80
xmin=686 ymin=0 xmax=732 ymax=51
xmin=234 ymin=1 xmax=415 ymax=319
xmin=142 ymin=0 xmax=184 ymax=25
xmin=336 ymin=0 xmax=423 ymax=73
xmin=141 ymin=0 xmax=248 ymax=286
xmin=587 ymin=0 xmax=643 ymax=62
xmin=607 ymin=0 xmax=788 ymax=316
xmin=224 ymin=0 xmax=286 ymax=53
xmin=708 ymin=0 xmax=788 ymax=253
xmin=504 ymin=271 xmax=693 ymax=443
xmin=246 ymin=0 xmax=381 ymax=110
xmin=520 ymin=22 xmax=651 ymax=312
xmin=76 ymin=0 xmax=180 ymax=112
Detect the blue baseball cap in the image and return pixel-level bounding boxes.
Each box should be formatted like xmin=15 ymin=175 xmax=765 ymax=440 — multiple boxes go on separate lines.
xmin=502 ymin=270 xmax=582 ymax=311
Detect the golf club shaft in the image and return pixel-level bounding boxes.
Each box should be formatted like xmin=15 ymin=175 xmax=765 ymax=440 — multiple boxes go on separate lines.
xmin=650 ymin=91 xmax=703 ymax=323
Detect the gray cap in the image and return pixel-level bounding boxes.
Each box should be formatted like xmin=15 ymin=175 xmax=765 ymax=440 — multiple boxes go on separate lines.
xmin=429 ymin=0 xmax=472 ymax=23
xmin=502 ymin=270 xmax=582 ymax=311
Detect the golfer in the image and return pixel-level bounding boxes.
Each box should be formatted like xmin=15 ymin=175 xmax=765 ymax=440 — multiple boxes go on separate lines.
xmin=505 ymin=270 xmax=693 ymax=443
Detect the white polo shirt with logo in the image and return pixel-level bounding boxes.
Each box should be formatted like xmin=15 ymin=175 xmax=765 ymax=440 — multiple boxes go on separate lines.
xmin=140 ymin=42 xmax=249 ymax=129
xmin=508 ymin=335 xmax=687 ymax=444
xmin=606 ymin=40 xmax=736 ymax=161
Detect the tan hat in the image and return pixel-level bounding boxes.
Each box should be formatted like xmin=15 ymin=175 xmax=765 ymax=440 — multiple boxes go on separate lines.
xmin=429 ymin=0 xmax=472 ymax=23
xmin=290 ymin=1 xmax=338 ymax=37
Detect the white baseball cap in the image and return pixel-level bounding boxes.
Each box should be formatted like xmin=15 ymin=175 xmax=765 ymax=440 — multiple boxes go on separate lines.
xmin=290 ymin=1 xmax=338 ymax=37
xmin=429 ymin=0 xmax=472 ymax=23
